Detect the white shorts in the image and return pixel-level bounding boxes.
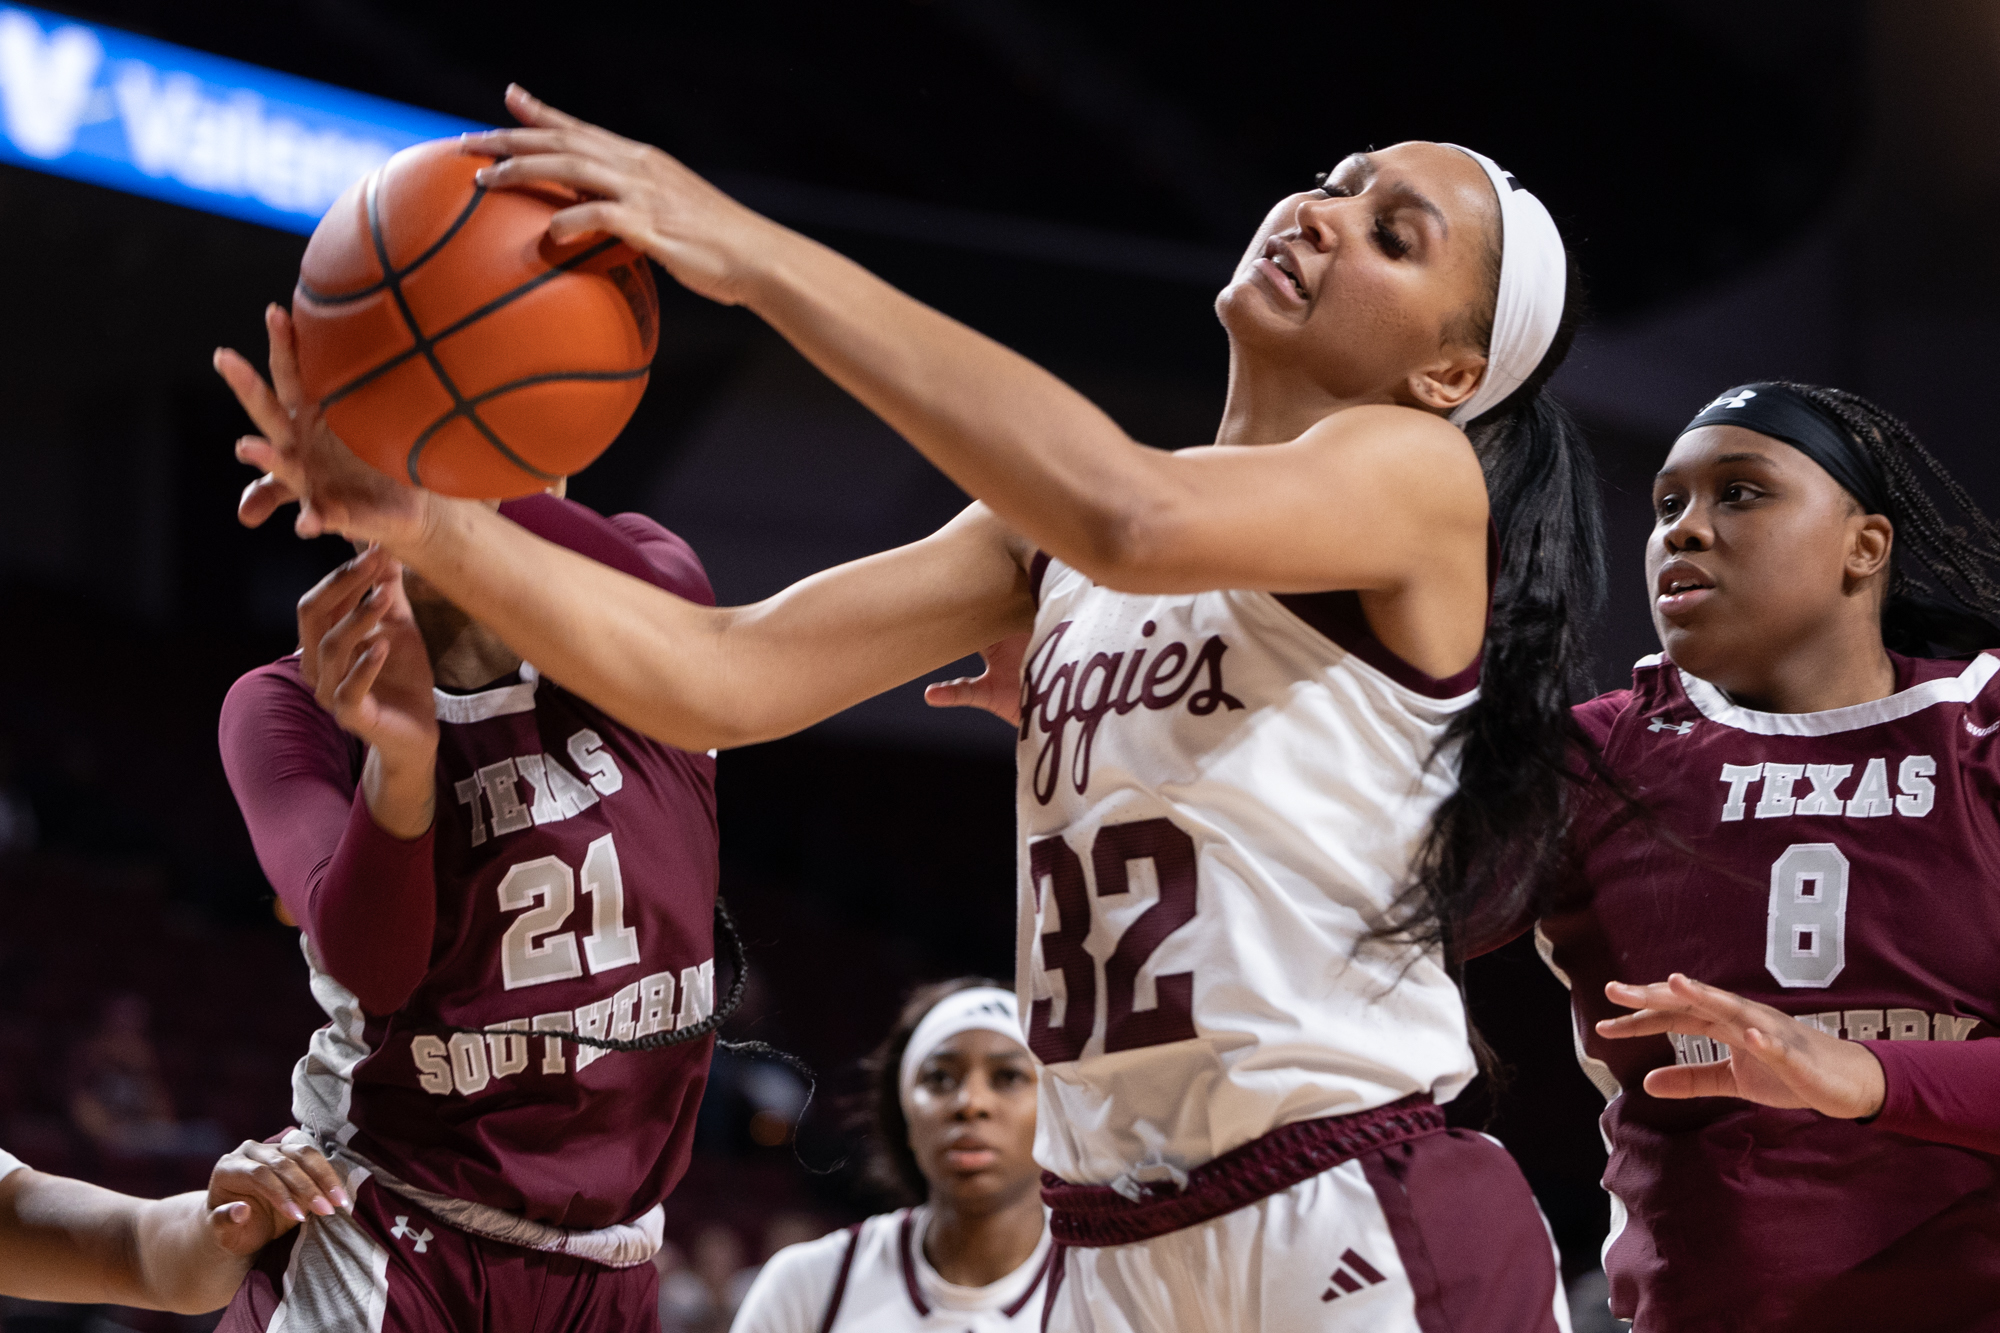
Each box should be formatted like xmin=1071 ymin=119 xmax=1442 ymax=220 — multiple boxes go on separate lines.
xmin=1042 ymin=1129 xmax=1571 ymax=1333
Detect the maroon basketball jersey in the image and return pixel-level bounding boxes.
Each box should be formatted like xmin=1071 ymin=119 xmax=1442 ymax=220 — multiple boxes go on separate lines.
xmin=233 ymin=499 xmax=719 ymax=1233
xmin=1544 ymin=650 xmax=2000 ymax=1327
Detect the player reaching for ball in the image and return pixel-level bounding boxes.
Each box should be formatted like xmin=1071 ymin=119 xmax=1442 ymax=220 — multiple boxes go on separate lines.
xmin=1528 ymin=383 xmax=2000 ymax=1331
xmin=221 ymin=87 xmax=1604 ymax=1331
xmin=210 ymin=486 xmax=724 ymax=1332
xmin=0 ymin=1138 xmax=343 ymax=1312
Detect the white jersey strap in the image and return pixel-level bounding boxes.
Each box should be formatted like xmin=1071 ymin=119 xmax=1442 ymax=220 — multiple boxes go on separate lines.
xmin=815 ymin=1223 xmax=865 ymax=1333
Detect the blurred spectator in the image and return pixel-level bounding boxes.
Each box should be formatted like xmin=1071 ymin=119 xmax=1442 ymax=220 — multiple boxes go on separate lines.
xmin=698 ymin=1224 xmax=753 ymax=1329
xmin=67 ymin=995 xmax=221 ymax=1159
xmin=655 ymin=1240 xmax=712 ymax=1333
xmin=0 ymin=735 xmax=37 ymax=855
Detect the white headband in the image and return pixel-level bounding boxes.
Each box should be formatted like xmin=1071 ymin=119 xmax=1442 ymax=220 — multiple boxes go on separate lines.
xmin=1441 ymin=145 xmax=1567 ymax=427
xmin=897 ymin=987 xmax=1022 ymax=1115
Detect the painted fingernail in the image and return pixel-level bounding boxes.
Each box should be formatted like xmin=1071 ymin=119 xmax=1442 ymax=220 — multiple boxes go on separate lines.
xmin=331 ymin=1187 xmax=350 ymax=1210
xmin=311 ymin=1196 xmax=335 ymax=1216
xmin=230 ymin=1201 xmax=251 ymax=1222
xmin=284 ymin=1201 xmax=306 ymax=1222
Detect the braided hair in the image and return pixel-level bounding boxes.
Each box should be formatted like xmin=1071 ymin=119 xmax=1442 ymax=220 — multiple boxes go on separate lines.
xmin=1776 ymin=384 xmax=2000 ymax=655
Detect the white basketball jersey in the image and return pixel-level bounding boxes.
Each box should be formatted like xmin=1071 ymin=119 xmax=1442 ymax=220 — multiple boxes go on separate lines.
xmin=731 ymin=1207 xmax=1053 ymax=1333
xmin=1017 ymin=556 xmax=1479 ymax=1190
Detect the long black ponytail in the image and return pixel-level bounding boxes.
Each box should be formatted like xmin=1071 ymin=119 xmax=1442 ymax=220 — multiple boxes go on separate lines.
xmin=1384 ymin=252 xmax=1609 ymax=962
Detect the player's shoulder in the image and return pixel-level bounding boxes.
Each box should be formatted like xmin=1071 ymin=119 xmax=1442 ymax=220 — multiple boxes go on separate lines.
xmin=221 ymin=652 xmax=318 ymax=719
xmin=498 ymin=494 xmax=715 ymax=607
xmin=733 ymin=1216 xmax=883 ymax=1331
xmin=1574 ymin=654 xmax=1685 ymax=747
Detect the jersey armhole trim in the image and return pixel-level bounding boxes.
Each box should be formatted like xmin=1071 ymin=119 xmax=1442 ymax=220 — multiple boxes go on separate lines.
xmin=1270 ymin=524 xmax=1496 ymax=701
xmin=897 ymin=1209 xmax=930 ymax=1315
xmin=816 ymin=1223 xmax=865 ymax=1333
xmin=1030 ymin=551 xmax=1051 ymax=605
xmin=1001 ymin=1242 xmax=1056 ymax=1317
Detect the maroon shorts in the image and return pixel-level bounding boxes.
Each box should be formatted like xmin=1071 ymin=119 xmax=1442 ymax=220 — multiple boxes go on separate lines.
xmin=1039 ymin=1101 xmax=1566 ymax=1333
xmin=218 ymin=1173 xmax=657 ymax=1333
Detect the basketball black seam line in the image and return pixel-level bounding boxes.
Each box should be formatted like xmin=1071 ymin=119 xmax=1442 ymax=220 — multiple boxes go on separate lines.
xmin=321 ymin=230 xmax=624 ymax=412
xmin=349 ymin=170 xmax=617 ymax=486
xmin=404 ymin=367 xmax=651 ymax=485
xmin=296 ymin=182 xmax=488 ymax=306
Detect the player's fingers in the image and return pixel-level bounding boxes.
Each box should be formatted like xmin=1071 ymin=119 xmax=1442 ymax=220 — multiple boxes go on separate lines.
xmin=314 ymin=595 xmax=391 ymax=709
xmin=547 ymin=200 xmax=649 ymax=248
xmin=1641 ymin=1061 xmax=1737 ymax=1101
xmin=298 ymin=552 xmax=388 ymax=659
xmin=475 ymin=152 xmax=629 ymax=202
xmin=924 ymin=678 xmax=977 ymax=708
xmin=214 ymin=347 xmax=291 ymax=443
xmin=335 ymin=640 xmax=389 ymax=703
xmin=1661 ymin=973 xmax=1776 ymax=1031
xmin=238 ymin=473 xmax=294 ymax=529
xmin=504 ymin=83 xmax=607 ymax=137
xmin=266 ymin=304 xmax=305 ymax=410
xmin=461 ymin=126 xmax=578 ymax=161
xmin=279 ymin=1143 xmax=350 ymax=1211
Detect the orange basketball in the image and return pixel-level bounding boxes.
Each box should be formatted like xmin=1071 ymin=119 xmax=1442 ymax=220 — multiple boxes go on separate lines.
xmin=292 ymin=139 xmax=658 ymax=499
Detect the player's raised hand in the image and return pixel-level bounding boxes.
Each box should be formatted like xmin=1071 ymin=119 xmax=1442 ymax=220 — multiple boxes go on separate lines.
xmin=297 ymin=545 xmax=439 ymax=774
xmin=463 ymin=85 xmax=786 ymax=308
xmin=204 ymin=1138 xmax=350 ymax=1256
xmin=924 ymin=632 xmax=1030 ymax=727
xmin=1598 ymin=973 xmax=1887 ymax=1120
xmin=215 ymin=304 xmax=433 ymax=550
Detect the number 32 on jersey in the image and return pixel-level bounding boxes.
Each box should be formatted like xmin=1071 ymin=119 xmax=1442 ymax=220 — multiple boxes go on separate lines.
xmin=1028 ymin=817 xmax=1200 ymax=1063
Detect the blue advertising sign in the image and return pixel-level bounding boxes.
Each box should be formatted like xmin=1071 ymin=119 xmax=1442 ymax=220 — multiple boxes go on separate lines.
xmin=0 ymin=5 xmax=481 ymax=232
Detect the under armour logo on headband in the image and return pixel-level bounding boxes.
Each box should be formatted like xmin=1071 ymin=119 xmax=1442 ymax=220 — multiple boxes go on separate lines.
xmin=1706 ymin=388 xmax=1758 ymax=410
xmin=1504 ymin=173 xmax=1523 ymax=191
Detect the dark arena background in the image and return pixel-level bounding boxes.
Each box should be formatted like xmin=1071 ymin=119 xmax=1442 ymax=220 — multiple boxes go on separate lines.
xmin=0 ymin=1 xmax=1991 ymax=1328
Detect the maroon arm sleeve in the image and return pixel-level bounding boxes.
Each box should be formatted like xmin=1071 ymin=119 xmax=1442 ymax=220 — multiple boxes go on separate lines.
xmin=1860 ymin=1039 xmax=2000 ymax=1154
xmin=219 ymin=662 xmax=436 ymax=1015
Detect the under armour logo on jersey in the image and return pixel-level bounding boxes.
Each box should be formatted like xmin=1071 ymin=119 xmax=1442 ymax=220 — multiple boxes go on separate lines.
xmin=1966 ymin=716 xmax=2000 ymax=739
xmin=1649 ymin=717 xmax=1696 ymax=736
xmin=390 ymin=1217 xmax=433 ymax=1254
xmin=1321 ymin=1249 xmax=1388 ymax=1301
xmin=1705 ymin=388 xmax=1758 ymax=411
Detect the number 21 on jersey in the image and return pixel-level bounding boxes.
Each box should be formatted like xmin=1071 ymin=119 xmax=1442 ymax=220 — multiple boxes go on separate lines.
xmin=497 ymin=833 xmax=641 ymax=989
xmin=1028 ymin=817 xmax=1200 ymax=1063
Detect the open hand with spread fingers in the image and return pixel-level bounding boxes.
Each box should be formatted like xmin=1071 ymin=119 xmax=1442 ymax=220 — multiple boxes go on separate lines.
xmin=214 ymin=303 xmax=435 ymax=551
xmin=461 ymin=85 xmax=789 ymax=308
xmin=1598 ymin=972 xmax=1887 ymax=1119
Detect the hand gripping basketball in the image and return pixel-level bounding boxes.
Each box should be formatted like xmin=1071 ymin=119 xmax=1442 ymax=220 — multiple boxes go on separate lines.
xmin=464 ymin=85 xmax=785 ymax=310
xmin=217 ymin=304 xmax=435 ymax=549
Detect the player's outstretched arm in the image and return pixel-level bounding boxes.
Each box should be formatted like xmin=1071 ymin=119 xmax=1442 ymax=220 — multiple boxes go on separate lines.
xmin=464 ymin=87 xmax=1487 ymax=601
xmin=220 ymin=309 xmax=1036 ymax=752
xmin=1596 ymin=973 xmax=1887 ymax=1118
xmin=0 ymin=1140 xmax=343 ymax=1312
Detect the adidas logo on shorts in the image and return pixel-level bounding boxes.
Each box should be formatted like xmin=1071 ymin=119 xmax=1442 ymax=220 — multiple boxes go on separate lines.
xmin=1320 ymin=1248 xmax=1387 ymax=1301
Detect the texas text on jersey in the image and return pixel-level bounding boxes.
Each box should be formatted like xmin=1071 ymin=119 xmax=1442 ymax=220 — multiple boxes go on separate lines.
xmin=228 ymin=497 xmax=721 ymax=1233
xmin=1540 ymin=650 xmax=2000 ymax=1326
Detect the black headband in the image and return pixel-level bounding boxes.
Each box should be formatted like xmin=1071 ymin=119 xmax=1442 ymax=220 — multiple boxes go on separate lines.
xmin=1679 ymin=383 xmax=1892 ymax=517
